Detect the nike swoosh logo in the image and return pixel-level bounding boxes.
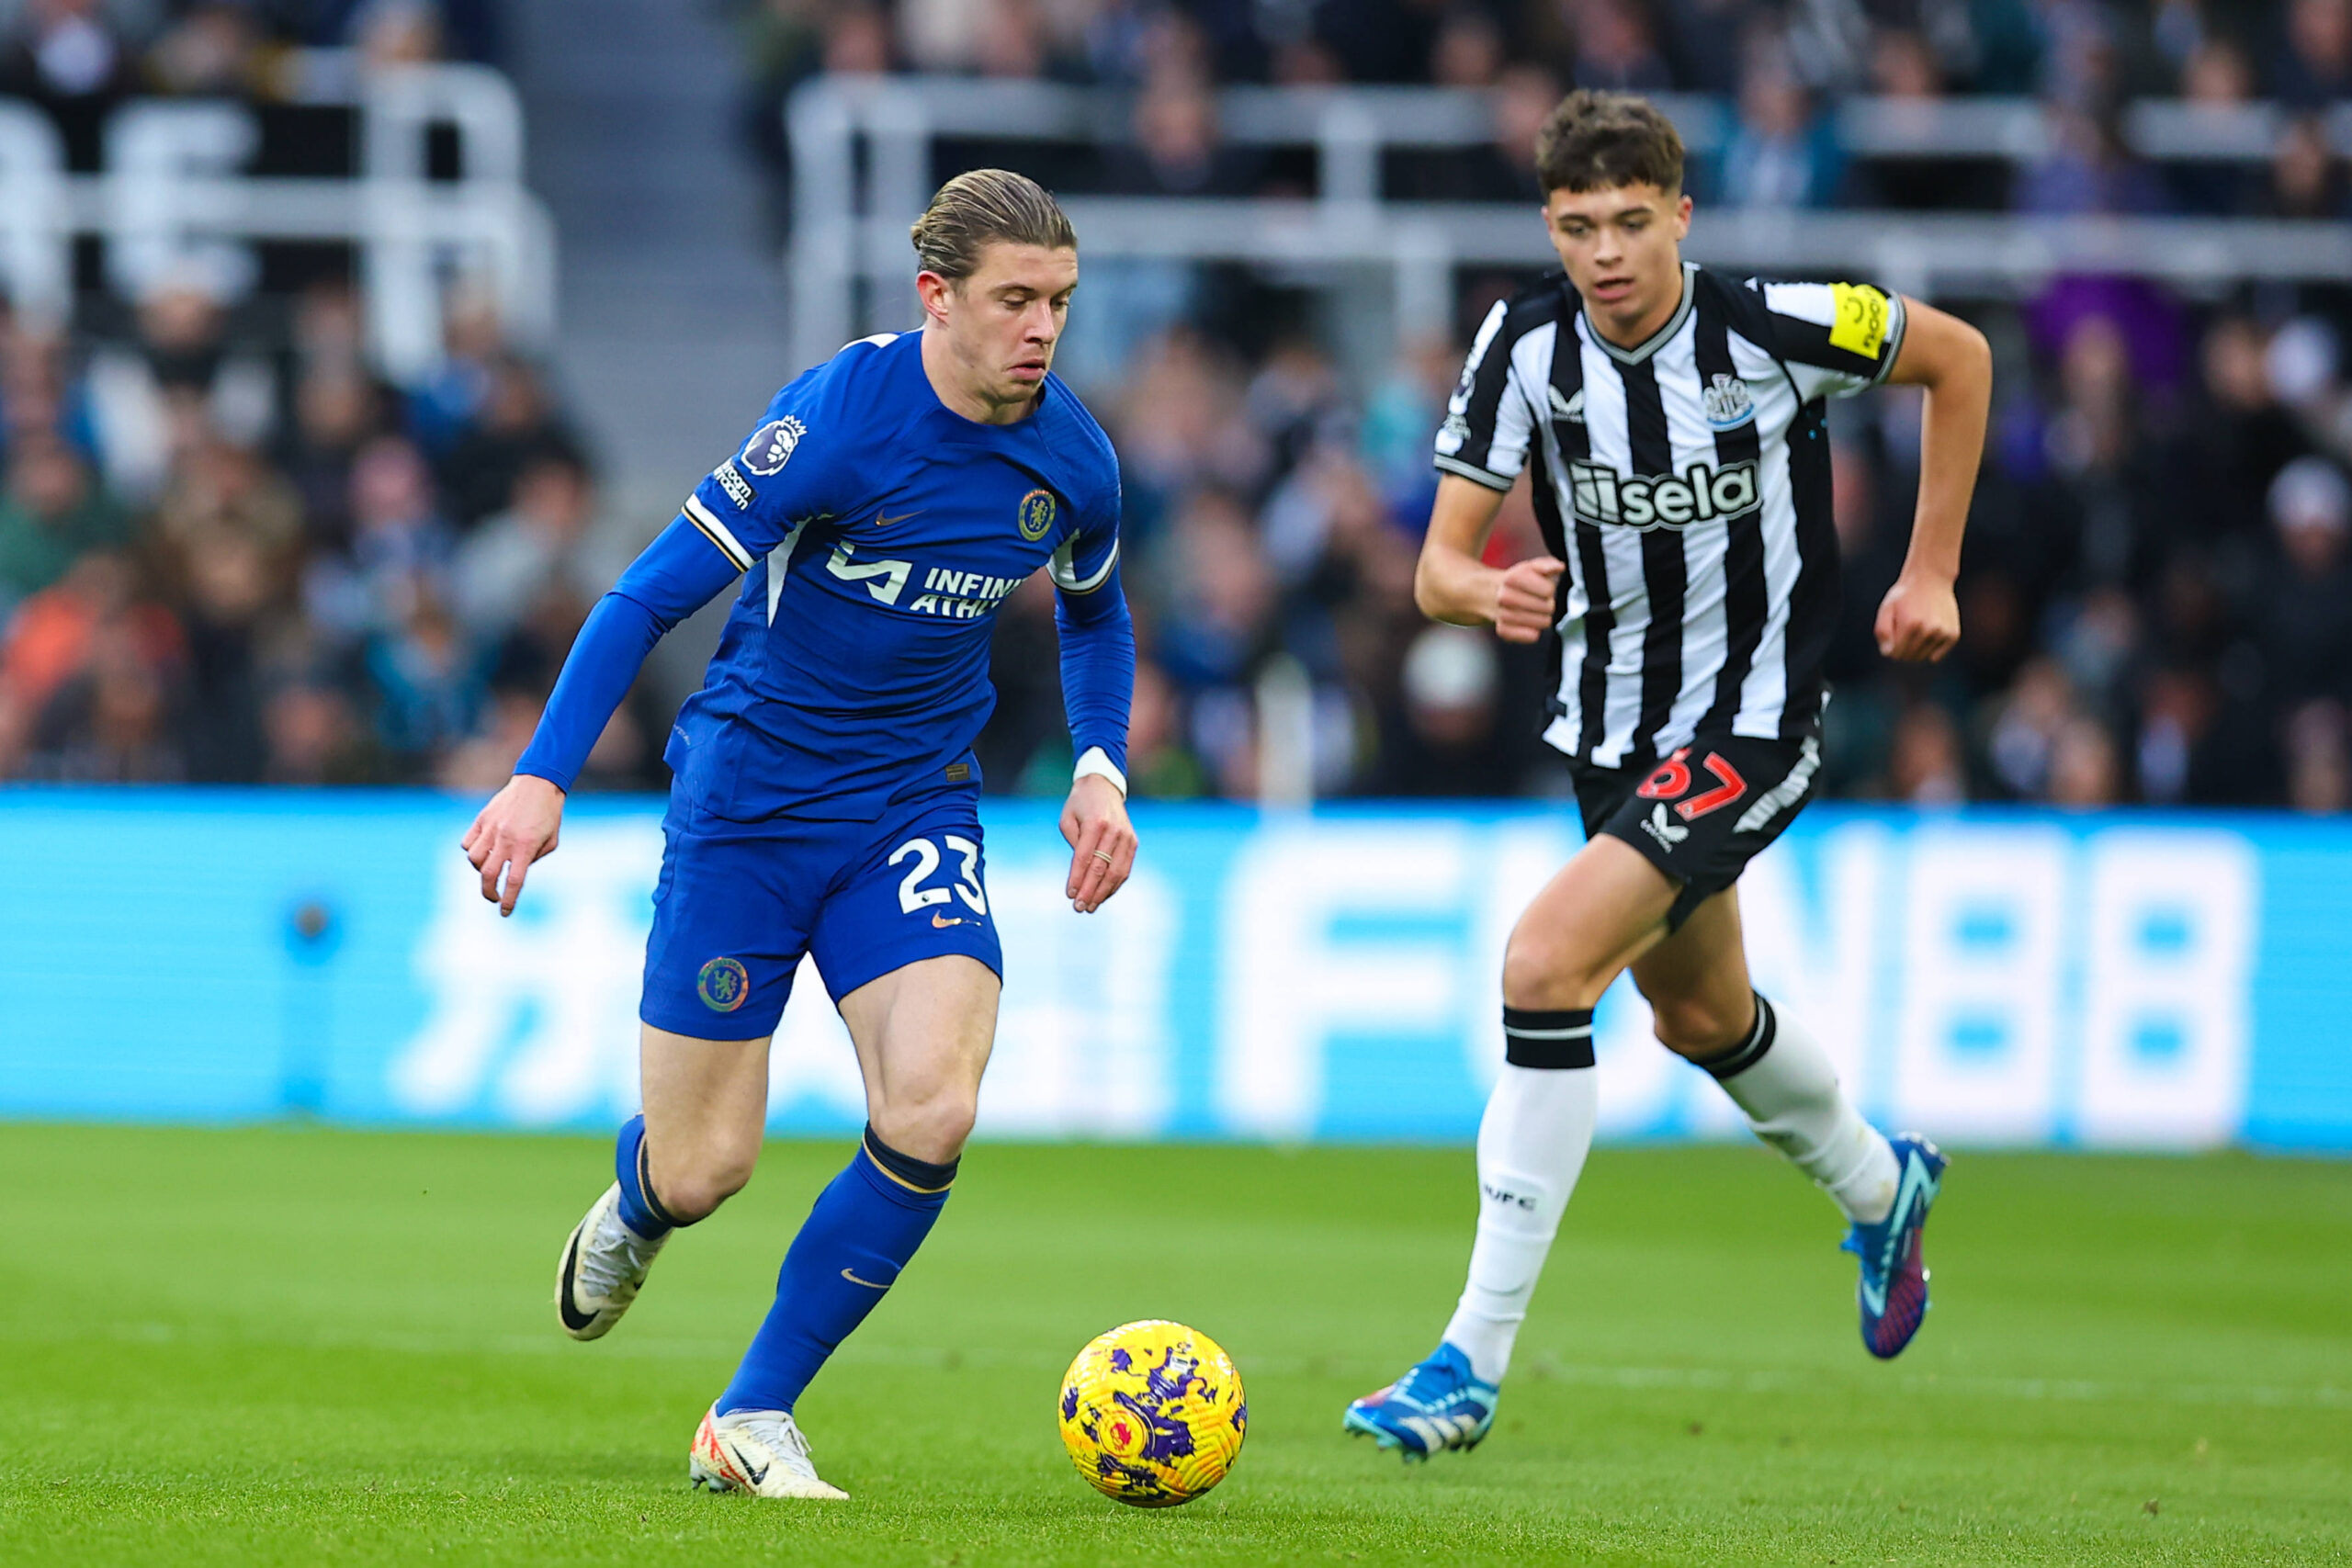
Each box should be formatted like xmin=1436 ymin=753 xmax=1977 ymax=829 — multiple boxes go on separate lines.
xmin=841 ymin=1268 xmax=892 ymax=1290
xmin=556 ymin=1227 xmax=598 ymax=1332
xmin=932 ymin=912 xmax=964 ymax=928
xmin=872 ymin=510 xmax=923 ymax=527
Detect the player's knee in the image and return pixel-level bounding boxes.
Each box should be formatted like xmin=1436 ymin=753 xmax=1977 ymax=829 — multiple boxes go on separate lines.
xmin=873 ymin=1087 xmax=978 ymax=1167
xmin=1500 ymin=929 xmax=1607 ymax=1012
xmin=1647 ymin=991 xmax=1750 ymax=1058
xmin=656 ymin=1145 xmax=757 ymax=1224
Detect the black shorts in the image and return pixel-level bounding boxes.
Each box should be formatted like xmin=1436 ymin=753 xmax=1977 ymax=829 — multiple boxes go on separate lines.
xmin=1568 ymin=732 xmax=1821 ymax=934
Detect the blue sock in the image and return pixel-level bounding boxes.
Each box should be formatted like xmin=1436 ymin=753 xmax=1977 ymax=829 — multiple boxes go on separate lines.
xmin=614 ymin=1113 xmax=684 ymax=1239
xmin=717 ymin=1126 xmax=956 ymax=1416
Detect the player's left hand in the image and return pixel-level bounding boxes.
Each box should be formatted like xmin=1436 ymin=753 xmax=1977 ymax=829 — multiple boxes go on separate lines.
xmin=1060 ymin=774 xmax=1136 ymax=914
xmin=1875 ymin=570 xmax=1960 ymax=662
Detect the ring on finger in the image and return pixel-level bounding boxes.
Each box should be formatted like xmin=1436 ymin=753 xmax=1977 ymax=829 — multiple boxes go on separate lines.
xmin=1091 ymin=849 xmax=1114 ymax=863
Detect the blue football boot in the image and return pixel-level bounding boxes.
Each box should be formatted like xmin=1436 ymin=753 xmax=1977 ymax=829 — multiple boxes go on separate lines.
xmin=1343 ymin=1342 xmax=1498 ymax=1461
xmin=1843 ymin=1133 xmax=1947 ymax=1359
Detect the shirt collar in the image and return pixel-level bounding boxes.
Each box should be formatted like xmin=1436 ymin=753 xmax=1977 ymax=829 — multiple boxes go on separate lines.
xmin=1577 ymin=262 xmax=1697 ymax=366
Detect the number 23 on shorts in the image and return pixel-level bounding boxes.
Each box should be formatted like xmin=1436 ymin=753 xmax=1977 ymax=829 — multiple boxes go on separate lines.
xmin=890 ymin=835 xmax=988 ymax=919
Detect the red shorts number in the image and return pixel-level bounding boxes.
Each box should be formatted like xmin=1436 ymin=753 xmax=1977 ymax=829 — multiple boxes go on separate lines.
xmin=1635 ymin=749 xmax=1693 ymax=800
xmin=1676 ymin=753 xmax=1748 ymax=820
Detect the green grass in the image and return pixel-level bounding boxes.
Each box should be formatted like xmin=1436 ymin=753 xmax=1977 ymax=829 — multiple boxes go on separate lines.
xmin=3 ymin=1126 xmax=2348 ymax=1566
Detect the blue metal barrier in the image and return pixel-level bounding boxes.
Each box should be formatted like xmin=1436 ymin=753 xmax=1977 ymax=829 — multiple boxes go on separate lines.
xmin=3 ymin=790 xmax=2346 ymax=1150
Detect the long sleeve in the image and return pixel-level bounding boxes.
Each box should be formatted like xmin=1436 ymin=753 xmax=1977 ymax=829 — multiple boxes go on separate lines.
xmin=1054 ymin=559 xmax=1134 ymax=776
xmin=512 ymin=356 xmax=864 ymax=792
xmin=513 ymin=516 xmax=743 ymax=791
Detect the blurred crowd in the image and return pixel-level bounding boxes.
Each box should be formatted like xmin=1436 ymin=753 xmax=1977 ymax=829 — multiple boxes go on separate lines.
xmin=14 ymin=269 xmax=2345 ymax=808
xmin=0 ymin=0 xmax=496 ymax=137
xmin=964 ymin=280 xmax=2352 ymax=812
xmin=1812 ymin=288 xmax=2352 ymax=812
xmin=3 ymin=0 xmax=2349 ymax=809
xmin=0 ymin=275 xmax=667 ymax=791
xmin=709 ymin=0 xmax=2352 ymax=811
xmin=734 ymin=0 xmax=2352 ymax=104
xmin=731 ymin=0 xmax=2352 ymax=219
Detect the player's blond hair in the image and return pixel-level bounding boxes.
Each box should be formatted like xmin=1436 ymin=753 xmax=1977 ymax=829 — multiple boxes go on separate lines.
xmin=910 ymin=169 xmax=1077 ymax=282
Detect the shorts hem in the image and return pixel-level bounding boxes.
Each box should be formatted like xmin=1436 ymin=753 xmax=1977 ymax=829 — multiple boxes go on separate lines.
xmin=816 ymin=931 xmax=1005 ymax=1005
xmin=1592 ymin=821 xmax=1722 ymax=933
xmin=639 ymin=999 xmax=787 ymax=1042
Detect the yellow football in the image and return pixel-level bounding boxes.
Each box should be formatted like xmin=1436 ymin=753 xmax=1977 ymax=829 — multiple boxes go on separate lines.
xmin=1057 ymin=1319 xmax=1247 ymax=1506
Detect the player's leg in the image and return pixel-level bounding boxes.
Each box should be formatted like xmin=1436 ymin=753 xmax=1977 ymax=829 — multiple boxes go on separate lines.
xmin=635 ymin=1024 xmax=775 ymax=1222
xmin=713 ymin=954 xmax=995 ymax=1416
xmin=1445 ymin=833 xmax=1677 ymax=1374
xmin=556 ymin=1022 xmax=778 ymax=1341
xmin=1348 ymin=833 xmax=1677 ymax=1459
xmin=1632 ymin=870 xmax=1943 ymax=1359
xmin=1631 ymin=890 xmax=1899 ymax=1222
xmin=694 ymin=792 xmax=1005 ymax=1499
xmin=692 ymin=955 xmax=996 ymax=1501
xmin=560 ymin=808 xmax=807 ymax=1342
xmin=557 ymin=1026 xmax=772 ymax=1341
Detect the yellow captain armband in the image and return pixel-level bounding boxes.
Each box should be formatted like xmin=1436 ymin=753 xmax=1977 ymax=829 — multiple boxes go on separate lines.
xmin=1829 ymin=283 xmax=1893 ymax=361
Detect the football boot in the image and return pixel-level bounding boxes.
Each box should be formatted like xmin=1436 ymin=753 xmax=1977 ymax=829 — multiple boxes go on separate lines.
xmin=555 ymin=1181 xmax=668 ymax=1341
xmin=690 ymin=1405 xmax=848 ymax=1500
xmin=1843 ymin=1133 xmax=1947 ymax=1359
xmin=1344 ymin=1342 xmax=1498 ymax=1461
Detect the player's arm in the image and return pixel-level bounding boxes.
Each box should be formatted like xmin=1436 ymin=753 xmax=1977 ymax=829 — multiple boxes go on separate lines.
xmin=462 ymin=516 xmax=745 ymax=915
xmin=1877 ymin=298 xmax=1991 ymax=663
xmin=1412 ymin=474 xmax=1564 ymax=645
xmin=1755 ymin=278 xmax=1991 ymax=666
xmin=467 ymin=403 xmax=840 ymax=915
xmin=1050 ymin=510 xmax=1136 ymax=915
xmin=1419 ymin=299 xmax=1559 ymax=642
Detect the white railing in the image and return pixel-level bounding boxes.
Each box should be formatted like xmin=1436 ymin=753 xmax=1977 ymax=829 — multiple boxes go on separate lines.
xmin=0 ymin=64 xmax=554 ymax=384
xmin=0 ymin=101 xmax=68 ymax=327
xmin=786 ymin=76 xmax=2352 ymax=369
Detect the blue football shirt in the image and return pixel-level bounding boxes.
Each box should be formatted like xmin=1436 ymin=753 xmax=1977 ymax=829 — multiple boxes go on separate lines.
xmin=515 ymin=330 xmax=1126 ymax=820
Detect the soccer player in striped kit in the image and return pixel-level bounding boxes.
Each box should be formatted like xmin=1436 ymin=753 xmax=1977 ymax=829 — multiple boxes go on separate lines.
xmin=1347 ymin=91 xmax=1993 ymax=1460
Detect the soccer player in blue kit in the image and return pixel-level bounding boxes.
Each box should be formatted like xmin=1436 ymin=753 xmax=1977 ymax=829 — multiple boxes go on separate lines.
xmin=461 ymin=171 xmax=1135 ymax=1500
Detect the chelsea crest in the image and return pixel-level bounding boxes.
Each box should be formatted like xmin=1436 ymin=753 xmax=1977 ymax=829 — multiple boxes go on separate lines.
xmin=1017 ymin=489 xmax=1057 ymax=541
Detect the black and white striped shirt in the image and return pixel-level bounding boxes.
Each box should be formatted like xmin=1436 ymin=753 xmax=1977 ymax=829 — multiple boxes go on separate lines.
xmin=1435 ymin=262 xmax=1905 ymax=771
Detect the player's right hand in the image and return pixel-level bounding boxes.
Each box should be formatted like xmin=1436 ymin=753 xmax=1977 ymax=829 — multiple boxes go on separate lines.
xmin=463 ymin=773 xmax=567 ymax=917
xmin=1492 ymin=556 xmax=1566 ymax=644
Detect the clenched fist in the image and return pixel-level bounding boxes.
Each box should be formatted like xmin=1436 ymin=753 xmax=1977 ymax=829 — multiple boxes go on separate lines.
xmin=1875 ymin=571 xmax=1960 ymax=663
xmin=1493 ymin=556 xmax=1566 ymax=644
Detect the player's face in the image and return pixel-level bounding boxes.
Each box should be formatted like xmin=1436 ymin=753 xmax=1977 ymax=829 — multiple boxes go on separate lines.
xmin=929 ymin=242 xmax=1079 ymax=415
xmin=1543 ymin=182 xmax=1692 ymax=344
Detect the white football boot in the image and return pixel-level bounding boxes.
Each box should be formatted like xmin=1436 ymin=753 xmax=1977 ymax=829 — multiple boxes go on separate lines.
xmin=689 ymin=1405 xmax=849 ymax=1500
xmin=554 ymin=1182 xmax=669 ymax=1341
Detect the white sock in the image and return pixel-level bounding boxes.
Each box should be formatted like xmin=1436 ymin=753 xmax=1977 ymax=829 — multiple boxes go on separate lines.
xmin=1703 ymin=995 xmax=1897 ymax=1224
xmin=1441 ymin=1033 xmax=1597 ymax=1385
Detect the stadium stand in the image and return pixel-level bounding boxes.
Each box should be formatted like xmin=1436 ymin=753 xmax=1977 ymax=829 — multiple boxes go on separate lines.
xmin=0 ymin=0 xmax=2346 ymax=809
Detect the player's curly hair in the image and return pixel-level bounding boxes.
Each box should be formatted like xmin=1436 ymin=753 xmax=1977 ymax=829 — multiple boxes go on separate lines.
xmin=910 ymin=169 xmax=1077 ymax=282
xmin=1533 ymin=90 xmax=1686 ymax=196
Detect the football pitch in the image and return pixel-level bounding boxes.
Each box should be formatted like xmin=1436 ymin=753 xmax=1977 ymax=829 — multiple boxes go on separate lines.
xmin=5 ymin=1125 xmax=2346 ymax=1567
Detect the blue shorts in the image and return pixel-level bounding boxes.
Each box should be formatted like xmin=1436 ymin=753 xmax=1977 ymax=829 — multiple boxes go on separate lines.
xmin=641 ymin=785 xmax=1003 ymax=1040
